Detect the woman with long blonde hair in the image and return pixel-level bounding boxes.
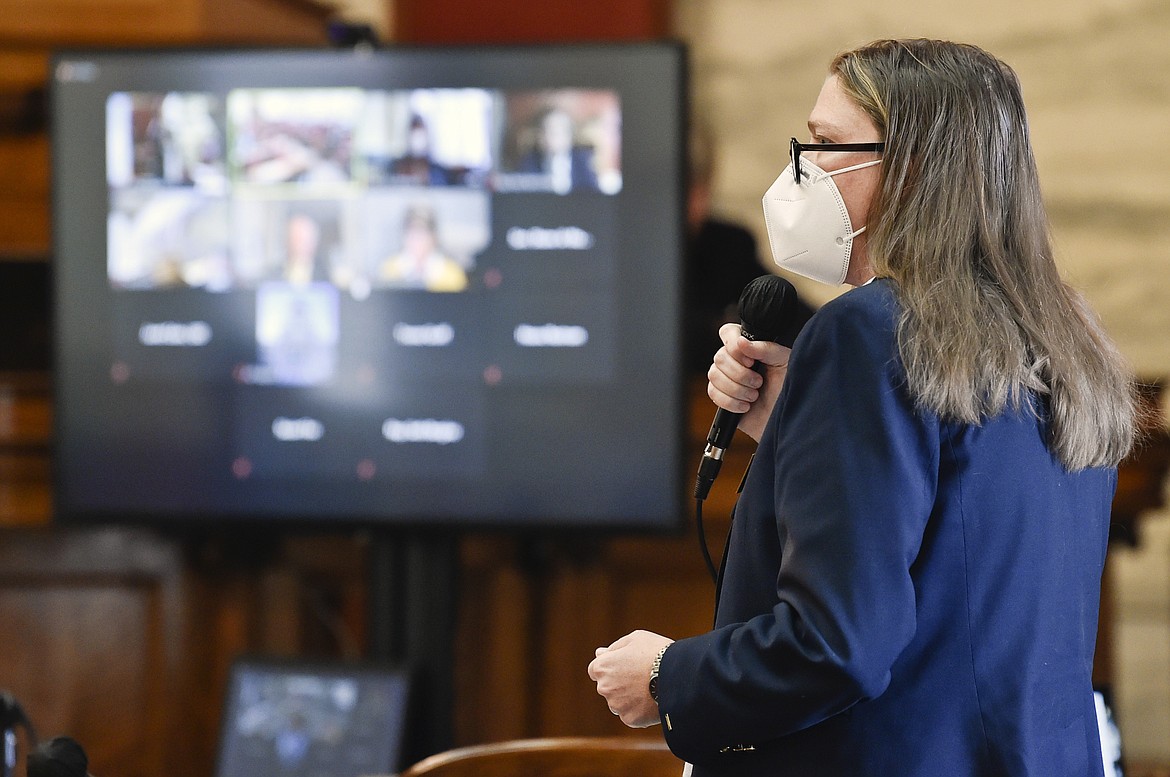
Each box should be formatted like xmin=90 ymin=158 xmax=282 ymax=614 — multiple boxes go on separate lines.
xmin=591 ymin=39 xmax=1136 ymax=776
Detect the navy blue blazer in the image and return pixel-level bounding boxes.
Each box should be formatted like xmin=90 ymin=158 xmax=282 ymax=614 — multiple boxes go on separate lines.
xmin=659 ymin=279 xmax=1115 ymax=776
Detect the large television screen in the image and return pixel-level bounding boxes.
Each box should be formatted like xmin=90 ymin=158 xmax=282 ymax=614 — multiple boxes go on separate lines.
xmin=51 ymin=43 xmax=687 ymax=531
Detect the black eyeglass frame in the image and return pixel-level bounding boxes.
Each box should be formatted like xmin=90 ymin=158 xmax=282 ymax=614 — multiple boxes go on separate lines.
xmin=790 ymin=137 xmax=885 ymax=184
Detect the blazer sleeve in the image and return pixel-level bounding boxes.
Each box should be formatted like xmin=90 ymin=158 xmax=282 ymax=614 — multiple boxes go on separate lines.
xmin=657 ymin=289 xmax=940 ymax=764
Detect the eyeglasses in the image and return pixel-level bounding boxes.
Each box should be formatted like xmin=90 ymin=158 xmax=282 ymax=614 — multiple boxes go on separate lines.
xmin=790 ymin=137 xmax=885 ymax=184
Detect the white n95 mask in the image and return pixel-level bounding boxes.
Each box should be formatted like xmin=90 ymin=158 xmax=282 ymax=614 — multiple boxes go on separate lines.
xmin=761 ymin=157 xmax=881 ymax=286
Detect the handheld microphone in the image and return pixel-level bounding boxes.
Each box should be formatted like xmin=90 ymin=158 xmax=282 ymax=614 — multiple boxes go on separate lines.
xmin=694 ymin=274 xmax=800 ymax=500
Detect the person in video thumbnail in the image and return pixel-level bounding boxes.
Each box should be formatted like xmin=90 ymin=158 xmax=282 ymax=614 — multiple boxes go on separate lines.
xmin=379 ymin=204 xmax=468 ymax=292
xmin=388 ymin=114 xmax=453 ymax=186
xmin=283 ymin=212 xmax=327 ymax=285
xmin=589 ymin=38 xmax=1136 ymax=777
xmin=249 ymin=209 xmax=340 ymax=385
xmin=518 ymin=106 xmax=599 ymax=194
xmin=256 ymin=281 xmax=339 ymax=386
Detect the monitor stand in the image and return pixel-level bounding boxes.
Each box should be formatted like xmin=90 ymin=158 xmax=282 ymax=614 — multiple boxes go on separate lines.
xmin=367 ymin=532 xmax=458 ymax=764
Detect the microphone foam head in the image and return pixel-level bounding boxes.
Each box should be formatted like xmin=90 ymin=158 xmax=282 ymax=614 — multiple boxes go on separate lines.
xmin=737 ymin=274 xmax=798 ymax=345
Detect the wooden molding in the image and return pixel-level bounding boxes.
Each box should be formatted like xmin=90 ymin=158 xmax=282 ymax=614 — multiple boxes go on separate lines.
xmin=393 ymin=0 xmax=671 ymax=44
xmin=0 ymin=0 xmax=332 ymax=46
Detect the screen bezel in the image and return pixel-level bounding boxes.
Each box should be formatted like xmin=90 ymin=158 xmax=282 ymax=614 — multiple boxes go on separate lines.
xmin=50 ymin=42 xmax=689 ymax=534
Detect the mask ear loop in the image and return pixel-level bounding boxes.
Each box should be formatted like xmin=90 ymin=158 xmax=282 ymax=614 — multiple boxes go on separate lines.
xmin=793 ymin=156 xmax=880 ymax=186
xmin=822 ymin=157 xmax=883 ymax=178
xmin=838 ymin=225 xmax=867 ymax=245
xmin=819 ymin=158 xmax=881 ymax=246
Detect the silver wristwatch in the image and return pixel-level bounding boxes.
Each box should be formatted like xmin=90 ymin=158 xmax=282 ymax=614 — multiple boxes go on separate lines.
xmin=648 ymin=644 xmax=669 ymax=703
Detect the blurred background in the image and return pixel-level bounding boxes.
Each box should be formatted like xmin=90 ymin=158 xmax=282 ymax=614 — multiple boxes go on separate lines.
xmin=2 ymin=0 xmax=1168 ymax=775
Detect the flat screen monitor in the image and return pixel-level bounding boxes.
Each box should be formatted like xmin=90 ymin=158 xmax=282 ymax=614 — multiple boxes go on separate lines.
xmin=215 ymin=657 xmax=412 ymax=777
xmin=51 ymin=43 xmax=687 ymax=531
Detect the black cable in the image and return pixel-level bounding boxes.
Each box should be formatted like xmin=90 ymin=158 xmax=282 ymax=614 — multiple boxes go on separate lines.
xmin=695 ymin=497 xmax=718 ymax=584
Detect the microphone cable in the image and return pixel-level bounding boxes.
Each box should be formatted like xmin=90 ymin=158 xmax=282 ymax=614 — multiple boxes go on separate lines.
xmin=692 ymin=274 xmax=802 ymax=585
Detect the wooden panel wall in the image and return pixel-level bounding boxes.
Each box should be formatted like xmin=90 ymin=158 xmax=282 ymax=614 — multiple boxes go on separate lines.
xmin=0 ymin=376 xmax=51 ymax=524
xmin=0 ymin=377 xmax=371 ymax=777
xmin=0 ymin=4 xmax=347 ymax=777
xmin=0 ymin=366 xmax=732 ymax=774
xmin=0 ymin=50 xmax=51 ymax=257
xmin=0 ymin=527 xmax=186 ymax=777
xmin=0 ymin=0 xmax=331 ymax=48
xmin=1 ymin=0 xmax=699 ymax=768
xmin=393 ymin=0 xmax=671 ymax=44
xmin=0 ymin=0 xmax=332 ymax=258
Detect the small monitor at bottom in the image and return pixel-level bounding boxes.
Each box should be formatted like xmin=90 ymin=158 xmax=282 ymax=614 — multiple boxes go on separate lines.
xmin=215 ymin=657 xmax=412 ymax=777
